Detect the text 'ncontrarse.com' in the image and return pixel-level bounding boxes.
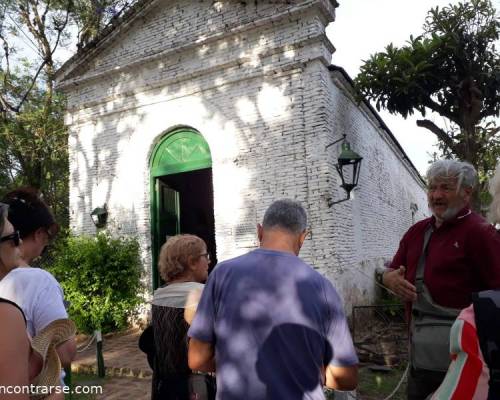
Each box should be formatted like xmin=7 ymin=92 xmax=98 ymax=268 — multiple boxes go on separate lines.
xmin=0 ymin=385 xmax=103 ymax=396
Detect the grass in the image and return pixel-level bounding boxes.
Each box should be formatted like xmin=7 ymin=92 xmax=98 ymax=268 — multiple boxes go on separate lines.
xmin=357 ymin=365 xmax=407 ymax=400
xmin=322 ymin=365 xmax=406 ymax=399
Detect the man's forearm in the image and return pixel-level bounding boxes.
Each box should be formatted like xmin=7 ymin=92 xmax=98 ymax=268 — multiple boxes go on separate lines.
xmin=195 ymin=356 xmax=216 ymax=372
xmin=325 ymin=365 xmax=358 ymax=391
xmin=188 ymin=338 xmax=216 ymax=372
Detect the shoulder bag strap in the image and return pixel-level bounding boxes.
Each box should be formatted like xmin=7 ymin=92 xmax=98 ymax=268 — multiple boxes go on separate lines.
xmin=415 ymin=225 xmax=434 ymax=294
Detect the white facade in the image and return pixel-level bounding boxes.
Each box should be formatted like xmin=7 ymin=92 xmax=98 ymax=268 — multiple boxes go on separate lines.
xmin=56 ymin=0 xmax=428 ymax=308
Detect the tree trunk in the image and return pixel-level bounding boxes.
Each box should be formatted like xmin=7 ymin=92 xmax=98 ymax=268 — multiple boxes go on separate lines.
xmin=460 ymin=125 xmax=482 ymax=213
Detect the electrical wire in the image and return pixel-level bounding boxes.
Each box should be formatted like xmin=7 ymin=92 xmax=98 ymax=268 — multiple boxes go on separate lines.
xmin=382 ymin=363 xmax=409 ymax=400
xmin=6 ymin=14 xmax=43 ymax=57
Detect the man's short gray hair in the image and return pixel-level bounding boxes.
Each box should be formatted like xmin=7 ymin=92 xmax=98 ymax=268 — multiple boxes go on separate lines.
xmin=426 ymin=160 xmax=478 ymax=190
xmin=489 ymin=164 xmax=500 ymax=224
xmin=262 ymin=199 xmax=307 ymax=234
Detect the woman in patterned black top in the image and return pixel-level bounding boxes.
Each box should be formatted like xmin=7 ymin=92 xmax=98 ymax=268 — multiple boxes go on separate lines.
xmin=150 ymin=234 xmax=214 ymax=400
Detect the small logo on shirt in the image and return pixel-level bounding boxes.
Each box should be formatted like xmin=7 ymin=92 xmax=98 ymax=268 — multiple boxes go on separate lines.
xmin=453 ymin=241 xmax=459 ymax=249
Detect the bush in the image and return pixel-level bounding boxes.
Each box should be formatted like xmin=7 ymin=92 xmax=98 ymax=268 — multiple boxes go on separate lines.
xmin=48 ymin=232 xmax=143 ymax=334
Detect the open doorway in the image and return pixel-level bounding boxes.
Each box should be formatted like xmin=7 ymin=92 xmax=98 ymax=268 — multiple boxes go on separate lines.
xmin=153 ymin=167 xmax=217 ymax=288
xmin=159 ymin=167 xmax=217 ymax=263
xmin=149 ymin=128 xmax=214 ymax=290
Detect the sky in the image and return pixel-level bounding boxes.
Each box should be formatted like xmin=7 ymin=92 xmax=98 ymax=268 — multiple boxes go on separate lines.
xmin=327 ymin=0 xmax=500 ymax=175
xmin=12 ymin=0 xmax=498 ymax=175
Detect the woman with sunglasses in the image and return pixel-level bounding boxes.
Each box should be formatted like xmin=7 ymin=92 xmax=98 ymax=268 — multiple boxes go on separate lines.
xmin=0 ymin=188 xmax=76 ymax=382
xmin=145 ymin=234 xmax=215 ymax=400
xmin=0 ymin=202 xmax=40 ymax=399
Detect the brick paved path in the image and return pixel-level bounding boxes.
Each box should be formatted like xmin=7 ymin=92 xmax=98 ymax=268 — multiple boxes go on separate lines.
xmin=97 ymin=377 xmax=151 ymax=399
xmin=73 ymin=328 xmax=152 ymax=399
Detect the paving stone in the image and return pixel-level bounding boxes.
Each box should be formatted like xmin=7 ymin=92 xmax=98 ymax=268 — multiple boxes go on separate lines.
xmin=73 ymin=329 xmax=152 ymax=399
xmin=97 ymin=377 xmax=151 ymax=400
xmin=73 ymin=329 xmax=152 ymax=379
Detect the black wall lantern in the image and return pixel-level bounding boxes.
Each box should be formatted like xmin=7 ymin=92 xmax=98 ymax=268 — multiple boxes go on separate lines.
xmin=326 ymin=135 xmax=363 ymax=206
xmin=91 ymin=204 xmax=108 ymax=228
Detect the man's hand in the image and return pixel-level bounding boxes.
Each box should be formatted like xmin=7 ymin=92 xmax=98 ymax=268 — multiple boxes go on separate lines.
xmin=184 ymin=288 xmax=203 ymax=326
xmin=383 ymin=266 xmax=417 ymax=302
xmin=188 ymin=338 xmax=216 ymax=372
xmin=325 ymin=365 xmax=358 ymax=391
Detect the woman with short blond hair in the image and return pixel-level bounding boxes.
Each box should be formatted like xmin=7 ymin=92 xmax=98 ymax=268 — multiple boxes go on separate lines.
xmin=149 ymin=234 xmax=214 ymax=400
xmin=158 ymin=234 xmax=208 ymax=283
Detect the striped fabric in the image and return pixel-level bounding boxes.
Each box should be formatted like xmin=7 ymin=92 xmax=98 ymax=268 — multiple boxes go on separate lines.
xmin=431 ymin=306 xmax=490 ymax=399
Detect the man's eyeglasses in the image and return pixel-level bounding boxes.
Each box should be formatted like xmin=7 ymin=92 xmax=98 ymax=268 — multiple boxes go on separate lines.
xmin=0 ymin=231 xmax=20 ymax=247
xmin=199 ymin=253 xmax=211 ymax=262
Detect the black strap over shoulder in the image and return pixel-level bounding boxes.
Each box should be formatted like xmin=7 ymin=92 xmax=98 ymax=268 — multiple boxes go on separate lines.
xmin=472 ymin=290 xmax=500 ymax=400
xmin=0 ymin=297 xmax=26 ymax=325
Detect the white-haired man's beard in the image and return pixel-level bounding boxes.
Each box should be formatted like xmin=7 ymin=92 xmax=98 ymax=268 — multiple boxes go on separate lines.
xmin=439 ymin=205 xmax=461 ymax=221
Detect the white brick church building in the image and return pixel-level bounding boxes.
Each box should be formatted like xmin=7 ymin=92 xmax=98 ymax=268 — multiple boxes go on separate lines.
xmin=56 ymin=0 xmax=428 ymax=307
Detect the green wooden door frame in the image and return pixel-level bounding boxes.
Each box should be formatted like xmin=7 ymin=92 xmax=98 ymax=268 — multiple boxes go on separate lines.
xmin=149 ymin=128 xmax=212 ymax=291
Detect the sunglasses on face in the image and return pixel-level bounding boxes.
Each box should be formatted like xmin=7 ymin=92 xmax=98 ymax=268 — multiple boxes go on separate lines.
xmin=0 ymin=231 xmax=20 ymax=247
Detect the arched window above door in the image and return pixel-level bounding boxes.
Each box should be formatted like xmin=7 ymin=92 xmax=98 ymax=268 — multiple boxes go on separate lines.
xmin=150 ymin=128 xmax=212 ymax=178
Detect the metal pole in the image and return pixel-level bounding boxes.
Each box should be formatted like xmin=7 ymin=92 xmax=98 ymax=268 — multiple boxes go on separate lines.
xmin=95 ymin=330 xmax=105 ymax=378
xmin=64 ymin=365 xmax=72 ymax=400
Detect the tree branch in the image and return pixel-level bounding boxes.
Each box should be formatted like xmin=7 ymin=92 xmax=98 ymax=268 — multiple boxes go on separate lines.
xmin=422 ymin=97 xmax=461 ymax=126
xmin=50 ymin=2 xmax=70 ymax=58
xmin=416 ymin=119 xmax=457 ymax=153
xmin=10 ymin=0 xmax=71 ymax=112
xmin=13 ymin=58 xmax=47 ymax=112
xmin=0 ymin=33 xmax=11 ymax=86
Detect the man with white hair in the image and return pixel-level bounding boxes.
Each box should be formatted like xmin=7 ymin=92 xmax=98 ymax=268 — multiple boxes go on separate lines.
xmin=188 ymin=199 xmax=358 ymax=400
xmin=380 ymin=160 xmax=500 ymax=400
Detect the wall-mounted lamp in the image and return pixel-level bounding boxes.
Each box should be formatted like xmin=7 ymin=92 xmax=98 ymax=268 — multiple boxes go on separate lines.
xmin=91 ymin=204 xmax=108 ymax=228
xmin=326 ymin=134 xmax=363 ymax=206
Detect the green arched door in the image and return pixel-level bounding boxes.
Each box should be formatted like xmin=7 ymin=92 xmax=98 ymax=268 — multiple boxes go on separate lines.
xmin=150 ymin=128 xmax=212 ymax=290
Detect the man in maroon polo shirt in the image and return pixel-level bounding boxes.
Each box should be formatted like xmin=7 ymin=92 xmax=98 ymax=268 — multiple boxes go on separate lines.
xmin=380 ymin=160 xmax=500 ymax=400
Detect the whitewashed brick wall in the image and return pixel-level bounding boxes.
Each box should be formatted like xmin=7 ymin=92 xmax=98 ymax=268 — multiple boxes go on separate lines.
xmin=58 ymin=0 xmax=428 ymax=309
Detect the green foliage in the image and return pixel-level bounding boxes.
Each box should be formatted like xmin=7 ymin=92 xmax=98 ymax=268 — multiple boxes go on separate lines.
xmin=356 ymin=0 xmax=499 ymax=121
xmin=48 ymin=232 xmax=143 ymax=334
xmin=70 ymin=0 xmax=134 ymax=49
xmin=0 ymin=82 xmax=69 ymax=225
xmin=0 ymin=0 xmax=137 ymax=225
xmin=355 ymin=0 xmax=500 ymax=193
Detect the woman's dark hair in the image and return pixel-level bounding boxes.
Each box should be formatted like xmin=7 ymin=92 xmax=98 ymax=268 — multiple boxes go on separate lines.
xmin=2 ymin=187 xmax=58 ymax=239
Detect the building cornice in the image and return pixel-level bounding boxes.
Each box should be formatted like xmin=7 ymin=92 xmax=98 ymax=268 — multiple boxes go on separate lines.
xmin=56 ymin=0 xmax=336 ymax=88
